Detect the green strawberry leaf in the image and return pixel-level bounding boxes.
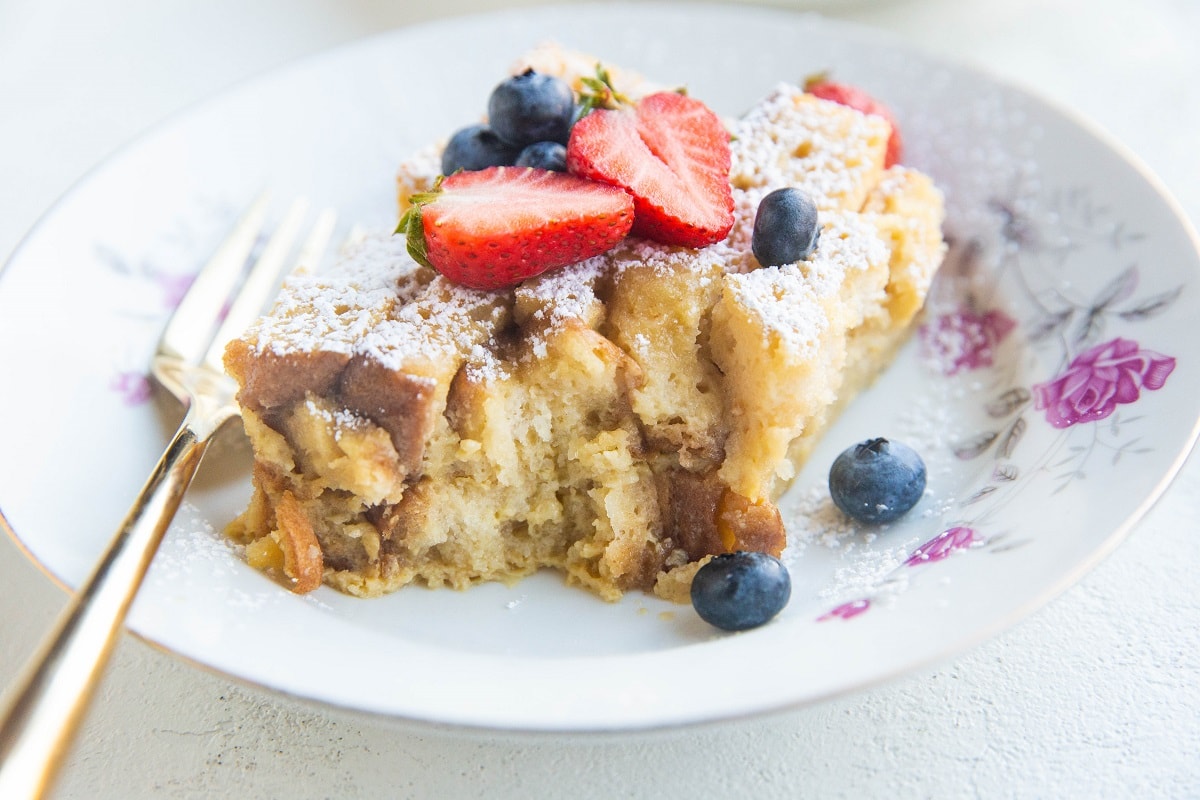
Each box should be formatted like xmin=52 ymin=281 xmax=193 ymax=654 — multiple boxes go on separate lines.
xmin=397 ymin=204 xmax=432 ymax=270
xmin=576 ymin=64 xmax=631 ymax=120
xmin=396 ymin=178 xmax=444 ymax=270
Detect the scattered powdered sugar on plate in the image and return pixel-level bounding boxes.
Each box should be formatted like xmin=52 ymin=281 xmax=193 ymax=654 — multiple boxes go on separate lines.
xmin=775 ymin=334 xmax=1002 ymax=608
xmin=147 ymin=502 xmax=275 ymax=612
xmin=895 ymin=379 xmax=973 ymax=517
xmin=782 ymin=483 xmax=921 ymax=606
xmin=900 ymin=72 xmax=1042 ymax=255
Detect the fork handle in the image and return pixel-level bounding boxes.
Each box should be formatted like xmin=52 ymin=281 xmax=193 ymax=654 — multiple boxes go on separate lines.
xmin=0 ymin=421 xmax=212 ymax=799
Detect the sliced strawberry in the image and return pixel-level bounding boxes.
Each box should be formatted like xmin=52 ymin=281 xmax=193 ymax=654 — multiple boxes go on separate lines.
xmin=399 ymin=167 xmax=634 ymax=291
xmin=805 ymin=77 xmax=903 ymax=168
xmin=566 ymin=91 xmax=734 ymax=248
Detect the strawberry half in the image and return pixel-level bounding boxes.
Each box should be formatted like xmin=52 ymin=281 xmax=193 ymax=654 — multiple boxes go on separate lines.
xmin=399 ymin=167 xmax=634 ymax=291
xmin=804 ymin=76 xmax=903 ymax=168
xmin=566 ymin=91 xmax=734 ymax=248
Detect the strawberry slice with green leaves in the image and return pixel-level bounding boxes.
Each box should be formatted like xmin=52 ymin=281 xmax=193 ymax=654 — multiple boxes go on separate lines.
xmin=566 ymin=90 xmax=734 ymax=248
xmin=398 ymin=166 xmax=634 ymax=291
xmin=804 ymin=75 xmax=903 ymax=168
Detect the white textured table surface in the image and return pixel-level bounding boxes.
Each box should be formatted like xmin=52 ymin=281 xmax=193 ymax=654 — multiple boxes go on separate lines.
xmin=2 ymin=0 xmax=1198 ymax=797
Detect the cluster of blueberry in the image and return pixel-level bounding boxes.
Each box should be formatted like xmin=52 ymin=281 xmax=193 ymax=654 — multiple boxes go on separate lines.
xmin=442 ymin=70 xmax=575 ymax=175
xmin=447 ymin=70 xmax=823 ymax=276
xmin=691 ymin=438 xmax=926 ymax=632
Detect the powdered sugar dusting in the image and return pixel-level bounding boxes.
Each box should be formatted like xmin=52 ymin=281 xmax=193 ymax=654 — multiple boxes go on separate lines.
xmin=464 ymin=342 xmax=511 ymax=382
xmin=782 ymin=484 xmax=920 ymax=605
xmin=723 ymin=211 xmax=889 ymax=356
xmin=612 ymin=237 xmax=746 ymax=284
xmin=247 ymin=232 xmax=508 ymax=373
xmin=303 ymin=396 xmax=370 ymax=441
xmin=145 ymin=503 xmax=278 ymax=613
xmin=730 ymin=84 xmax=891 ymax=211
xmin=901 ymin=75 xmax=1042 ymax=256
xmin=395 ymin=141 xmax=443 ymax=198
xmin=353 ymin=280 xmax=507 ymax=373
xmin=517 ymin=253 xmax=608 ymax=327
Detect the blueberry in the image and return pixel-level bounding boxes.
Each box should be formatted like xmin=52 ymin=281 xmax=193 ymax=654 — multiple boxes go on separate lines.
xmin=751 ymin=187 xmax=821 ymax=267
xmin=515 ymin=141 xmax=567 ymax=172
xmin=441 ymin=124 xmax=519 ymax=174
xmin=828 ymin=437 xmax=926 ymax=524
xmin=487 ymin=69 xmax=575 ymax=147
xmin=690 ymin=552 xmax=791 ymax=632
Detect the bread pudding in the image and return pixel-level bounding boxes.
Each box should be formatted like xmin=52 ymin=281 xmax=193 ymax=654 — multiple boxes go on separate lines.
xmin=223 ymin=48 xmax=946 ymax=603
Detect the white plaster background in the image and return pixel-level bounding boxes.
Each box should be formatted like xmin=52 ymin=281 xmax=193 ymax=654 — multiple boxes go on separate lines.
xmin=0 ymin=0 xmax=1197 ymax=796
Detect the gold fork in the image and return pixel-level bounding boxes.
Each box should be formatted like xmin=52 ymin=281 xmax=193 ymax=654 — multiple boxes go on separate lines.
xmin=0 ymin=195 xmax=336 ymax=799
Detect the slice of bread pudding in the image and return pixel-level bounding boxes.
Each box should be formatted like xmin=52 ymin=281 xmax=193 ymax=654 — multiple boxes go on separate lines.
xmin=223 ymin=49 xmax=946 ymax=602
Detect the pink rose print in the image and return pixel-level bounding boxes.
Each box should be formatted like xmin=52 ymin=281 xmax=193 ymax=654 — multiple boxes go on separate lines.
xmin=111 ymin=371 xmax=152 ymax=406
xmin=1031 ymin=337 xmax=1175 ymax=429
xmin=920 ymin=307 xmax=1016 ymax=375
xmin=817 ymin=598 xmax=871 ymax=622
xmin=905 ymin=526 xmax=978 ymax=566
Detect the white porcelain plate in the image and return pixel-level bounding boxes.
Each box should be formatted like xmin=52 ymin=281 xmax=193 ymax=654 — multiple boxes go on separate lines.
xmin=2 ymin=4 xmax=1198 ymax=731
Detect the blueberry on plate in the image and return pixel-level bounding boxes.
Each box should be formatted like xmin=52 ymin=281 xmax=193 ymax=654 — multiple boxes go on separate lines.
xmin=690 ymin=551 xmax=791 ymax=632
xmin=441 ymin=124 xmax=519 ymax=174
xmin=828 ymin=437 xmax=926 ymax=524
xmin=751 ymin=187 xmax=820 ymax=267
xmin=488 ymin=69 xmax=576 ymax=147
xmin=515 ymin=141 xmax=567 ymax=172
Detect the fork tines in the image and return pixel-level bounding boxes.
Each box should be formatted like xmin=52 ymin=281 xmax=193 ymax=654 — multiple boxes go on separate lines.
xmin=158 ymin=195 xmax=336 ymax=374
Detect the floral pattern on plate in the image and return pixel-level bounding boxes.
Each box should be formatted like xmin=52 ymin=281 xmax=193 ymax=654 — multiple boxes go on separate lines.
xmin=816 ymin=182 xmax=1184 ymax=622
xmin=97 ymin=199 xmax=241 ymax=406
